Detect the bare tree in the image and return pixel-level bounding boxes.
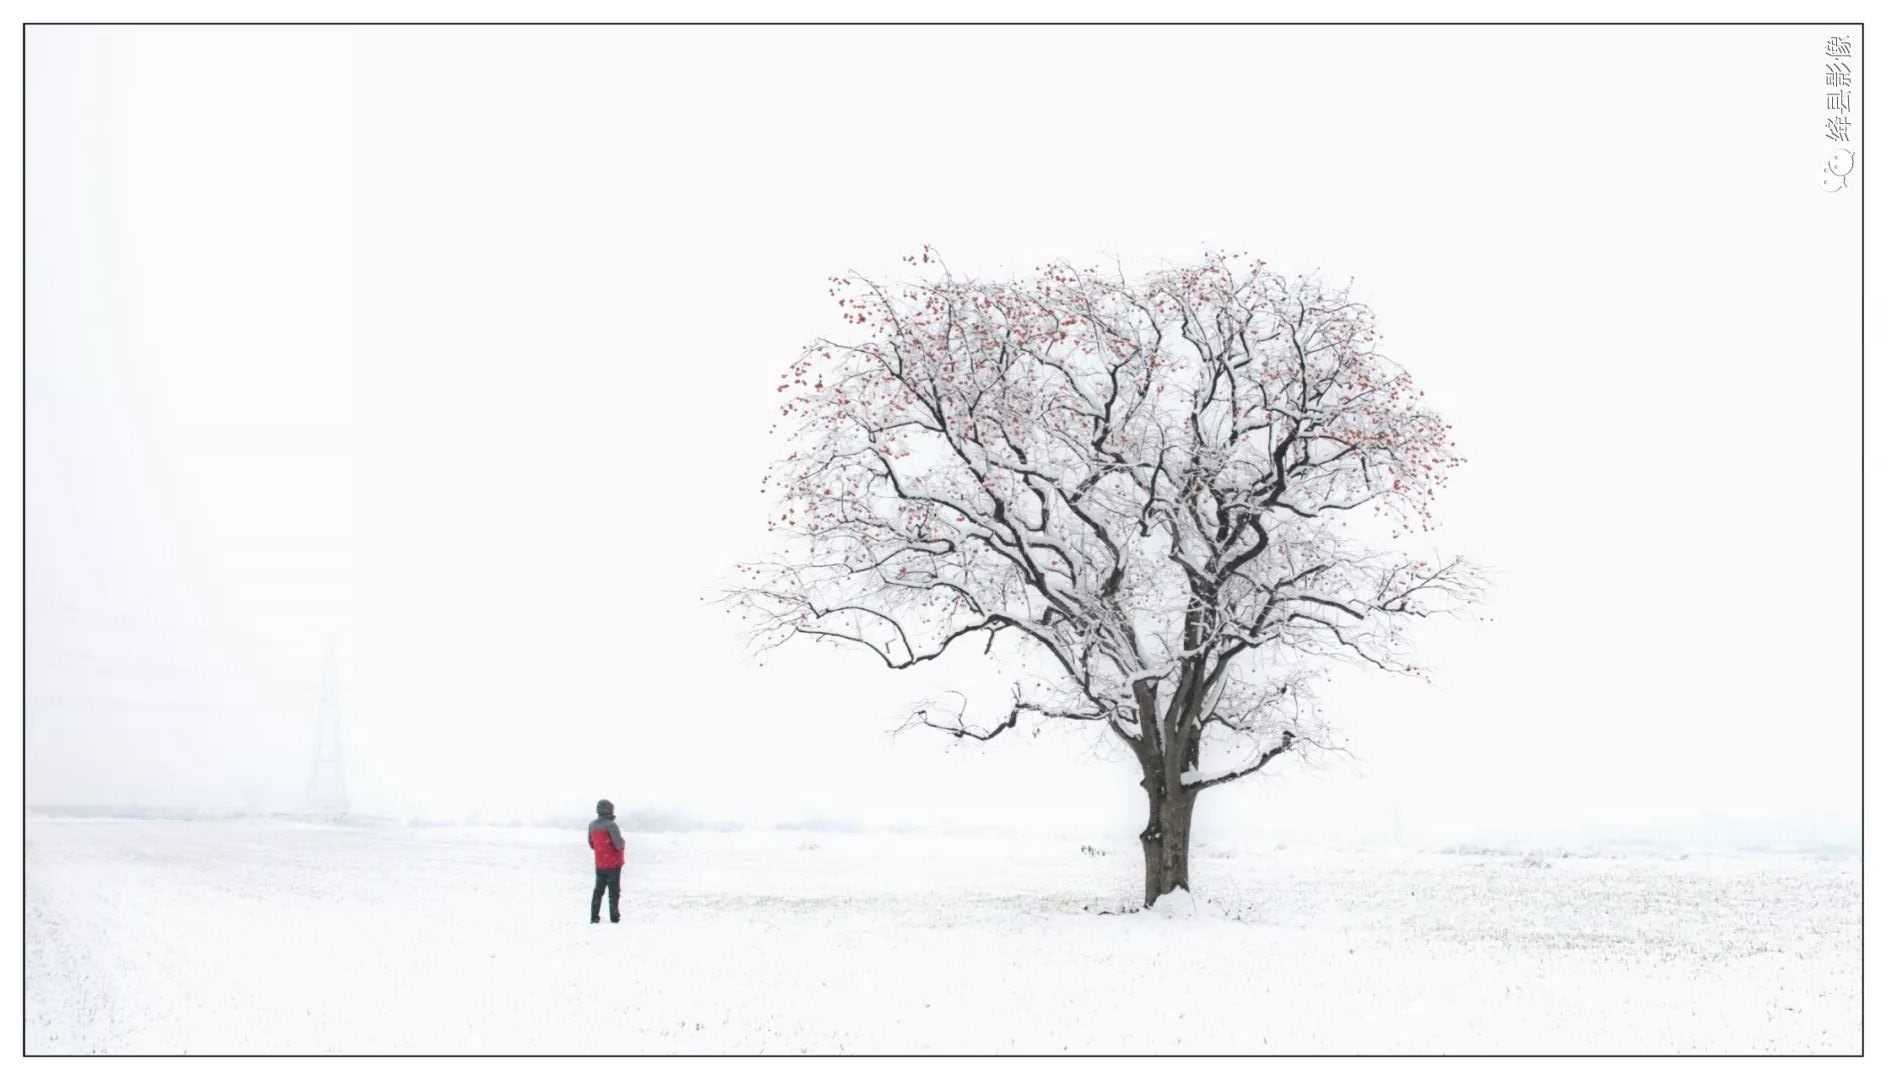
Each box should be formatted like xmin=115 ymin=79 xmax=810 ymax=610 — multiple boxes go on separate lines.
xmin=729 ymin=250 xmax=1484 ymax=907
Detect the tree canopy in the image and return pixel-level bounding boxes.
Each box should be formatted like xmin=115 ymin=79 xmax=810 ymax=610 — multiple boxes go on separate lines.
xmin=732 ymin=249 xmax=1482 ymax=806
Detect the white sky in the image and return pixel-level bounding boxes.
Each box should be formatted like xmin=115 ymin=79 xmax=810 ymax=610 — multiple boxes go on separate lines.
xmin=23 ymin=26 xmax=1861 ymax=847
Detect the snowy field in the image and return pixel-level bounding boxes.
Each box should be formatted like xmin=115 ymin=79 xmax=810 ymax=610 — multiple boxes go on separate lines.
xmin=25 ymin=815 xmax=1859 ymax=1054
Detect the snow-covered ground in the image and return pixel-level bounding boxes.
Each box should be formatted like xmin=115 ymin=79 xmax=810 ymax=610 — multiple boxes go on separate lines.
xmin=25 ymin=815 xmax=1858 ymax=1053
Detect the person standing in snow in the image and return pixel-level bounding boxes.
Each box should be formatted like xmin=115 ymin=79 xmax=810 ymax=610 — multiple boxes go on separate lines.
xmin=588 ymin=799 xmax=626 ymax=924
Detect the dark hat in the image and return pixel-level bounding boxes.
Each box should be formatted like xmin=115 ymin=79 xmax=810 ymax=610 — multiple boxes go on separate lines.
xmin=596 ymin=799 xmax=615 ymax=817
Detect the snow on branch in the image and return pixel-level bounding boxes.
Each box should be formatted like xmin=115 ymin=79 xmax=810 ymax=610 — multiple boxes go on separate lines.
xmin=896 ymin=688 xmax=1107 ymax=743
xmin=725 ymin=249 xmax=1486 ymax=790
xmin=1182 ymin=730 xmax=1296 ymax=791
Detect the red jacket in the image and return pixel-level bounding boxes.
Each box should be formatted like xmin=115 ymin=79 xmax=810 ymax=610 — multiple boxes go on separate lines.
xmin=588 ymin=817 xmax=625 ymax=870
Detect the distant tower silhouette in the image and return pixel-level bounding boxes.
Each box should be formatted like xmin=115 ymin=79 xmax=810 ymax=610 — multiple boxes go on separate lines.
xmin=305 ymin=640 xmax=349 ymax=814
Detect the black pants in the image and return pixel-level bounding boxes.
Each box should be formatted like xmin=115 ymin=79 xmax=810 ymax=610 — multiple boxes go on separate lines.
xmin=591 ymin=867 xmax=621 ymax=922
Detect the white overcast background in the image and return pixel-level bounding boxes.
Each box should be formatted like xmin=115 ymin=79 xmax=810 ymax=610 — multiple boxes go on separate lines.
xmin=24 ymin=26 xmax=1860 ymax=848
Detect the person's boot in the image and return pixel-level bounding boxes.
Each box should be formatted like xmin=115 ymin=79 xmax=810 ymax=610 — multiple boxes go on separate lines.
xmin=590 ymin=915 xmax=601 ymax=924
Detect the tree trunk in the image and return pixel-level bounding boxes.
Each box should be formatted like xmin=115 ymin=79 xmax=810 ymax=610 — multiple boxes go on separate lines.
xmin=1138 ymin=781 xmax=1198 ymax=908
